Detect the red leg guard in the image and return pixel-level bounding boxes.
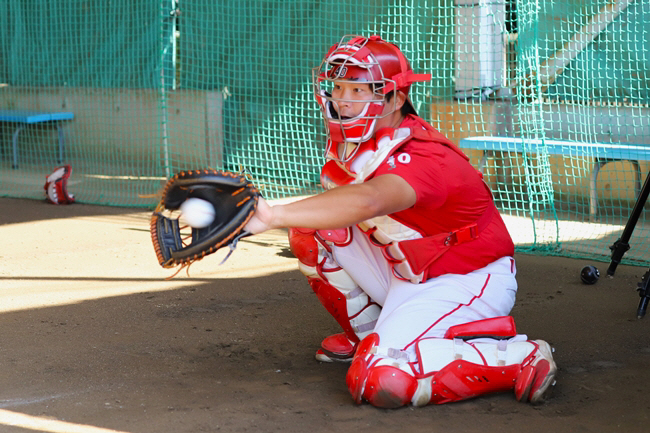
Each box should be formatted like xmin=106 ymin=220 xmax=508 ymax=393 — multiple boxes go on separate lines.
xmin=290 ymin=227 xmax=381 ymax=362
xmin=318 ymin=333 xmax=358 ymax=361
xmin=429 ymin=360 xmax=520 ymax=404
xmin=348 ymin=332 xmax=557 ymax=408
xmin=308 ymin=277 xmax=360 ymax=343
xmin=347 ymin=357 xmax=369 ymax=404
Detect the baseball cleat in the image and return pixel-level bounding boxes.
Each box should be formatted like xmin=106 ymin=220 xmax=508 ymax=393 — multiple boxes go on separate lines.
xmin=315 ymin=333 xmax=358 ymax=363
xmin=515 ymin=340 xmax=557 ymax=403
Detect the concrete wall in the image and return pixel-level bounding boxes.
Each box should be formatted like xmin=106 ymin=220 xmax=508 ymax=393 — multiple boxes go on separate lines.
xmin=0 ymin=87 xmax=223 ymax=172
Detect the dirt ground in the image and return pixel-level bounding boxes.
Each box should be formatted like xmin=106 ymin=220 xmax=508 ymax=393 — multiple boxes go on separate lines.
xmin=1 ymin=197 xmax=649 ymax=433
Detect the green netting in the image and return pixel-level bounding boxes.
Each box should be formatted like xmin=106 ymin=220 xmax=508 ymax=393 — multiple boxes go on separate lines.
xmin=1 ymin=0 xmax=649 ymax=267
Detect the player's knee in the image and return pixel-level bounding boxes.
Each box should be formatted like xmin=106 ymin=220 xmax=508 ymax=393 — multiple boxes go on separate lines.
xmin=364 ymin=365 xmax=418 ymax=408
xmin=288 ymin=227 xmax=318 ymax=266
xmin=346 ymin=334 xmax=417 ymax=409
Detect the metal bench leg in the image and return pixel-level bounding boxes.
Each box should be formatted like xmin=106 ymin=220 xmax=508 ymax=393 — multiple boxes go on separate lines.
xmin=590 ymin=160 xmax=606 ymax=220
xmin=591 ymin=159 xmax=642 ymax=220
xmin=478 ymin=150 xmax=491 ymax=173
xmin=632 ymin=160 xmax=642 ymax=198
xmin=12 ymin=125 xmax=25 ymax=169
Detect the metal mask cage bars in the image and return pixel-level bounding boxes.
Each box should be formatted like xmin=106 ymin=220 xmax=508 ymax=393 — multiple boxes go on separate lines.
xmin=313 ymin=53 xmax=402 ymax=162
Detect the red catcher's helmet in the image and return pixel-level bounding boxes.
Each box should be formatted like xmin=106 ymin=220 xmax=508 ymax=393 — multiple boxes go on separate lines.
xmin=313 ymin=35 xmax=430 ymax=161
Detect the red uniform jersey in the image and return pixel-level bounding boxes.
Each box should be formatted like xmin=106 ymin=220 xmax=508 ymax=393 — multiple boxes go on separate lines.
xmin=367 ymin=116 xmax=515 ymax=278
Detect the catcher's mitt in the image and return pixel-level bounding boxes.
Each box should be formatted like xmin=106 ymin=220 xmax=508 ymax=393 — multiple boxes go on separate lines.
xmin=150 ymin=169 xmax=260 ymax=271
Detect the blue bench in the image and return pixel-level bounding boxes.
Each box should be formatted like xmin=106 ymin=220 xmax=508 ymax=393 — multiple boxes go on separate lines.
xmin=459 ymin=136 xmax=650 ymax=219
xmin=0 ymin=110 xmax=75 ymax=168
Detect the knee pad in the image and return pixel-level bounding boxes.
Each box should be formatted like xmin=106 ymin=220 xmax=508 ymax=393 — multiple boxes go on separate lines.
xmin=288 ymin=227 xmax=351 ymax=279
xmin=288 ymin=227 xmax=318 ymax=267
xmin=363 ymin=365 xmax=418 ymax=408
xmin=288 ymin=227 xmax=352 ymax=268
xmin=346 ymin=334 xmax=418 ymax=409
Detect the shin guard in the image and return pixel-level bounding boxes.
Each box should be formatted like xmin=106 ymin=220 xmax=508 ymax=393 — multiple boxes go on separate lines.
xmin=289 ymin=228 xmax=381 ymax=346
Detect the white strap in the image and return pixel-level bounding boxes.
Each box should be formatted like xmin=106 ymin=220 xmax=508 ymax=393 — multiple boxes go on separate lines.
xmin=370 ymin=346 xmax=410 ymax=362
xmin=453 ymin=338 xmax=465 ymax=360
xmin=497 ymin=340 xmax=508 ymax=366
xmin=346 ymin=286 xmax=365 ymax=299
xmin=353 ymin=320 xmax=377 ymax=334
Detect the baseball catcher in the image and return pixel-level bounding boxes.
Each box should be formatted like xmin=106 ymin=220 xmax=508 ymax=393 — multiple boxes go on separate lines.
xmin=243 ymin=35 xmax=557 ymax=408
xmin=150 ymin=169 xmax=260 ymax=272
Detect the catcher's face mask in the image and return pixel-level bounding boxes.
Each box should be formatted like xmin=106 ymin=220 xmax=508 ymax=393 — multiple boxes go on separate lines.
xmin=312 ymin=34 xmax=431 ymax=162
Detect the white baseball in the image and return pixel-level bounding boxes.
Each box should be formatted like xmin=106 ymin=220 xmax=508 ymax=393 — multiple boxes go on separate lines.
xmin=180 ymin=198 xmax=215 ymax=228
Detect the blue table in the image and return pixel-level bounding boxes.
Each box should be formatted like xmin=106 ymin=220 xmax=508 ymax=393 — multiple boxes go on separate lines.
xmin=0 ymin=110 xmax=75 ymax=168
xmin=460 ymin=136 xmax=650 ymax=219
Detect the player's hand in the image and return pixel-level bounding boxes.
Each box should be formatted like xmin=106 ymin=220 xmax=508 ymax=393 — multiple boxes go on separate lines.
xmin=244 ymin=197 xmax=274 ymax=234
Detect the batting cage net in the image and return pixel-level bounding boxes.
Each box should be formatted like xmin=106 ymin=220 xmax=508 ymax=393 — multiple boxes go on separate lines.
xmin=1 ymin=0 xmax=649 ymax=266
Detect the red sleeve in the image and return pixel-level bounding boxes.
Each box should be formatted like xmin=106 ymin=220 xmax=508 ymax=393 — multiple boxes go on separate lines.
xmin=373 ymin=141 xmax=447 ymax=209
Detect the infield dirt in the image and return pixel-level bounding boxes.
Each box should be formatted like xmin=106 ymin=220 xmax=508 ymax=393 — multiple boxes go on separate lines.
xmin=1 ymin=197 xmax=649 ymax=433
